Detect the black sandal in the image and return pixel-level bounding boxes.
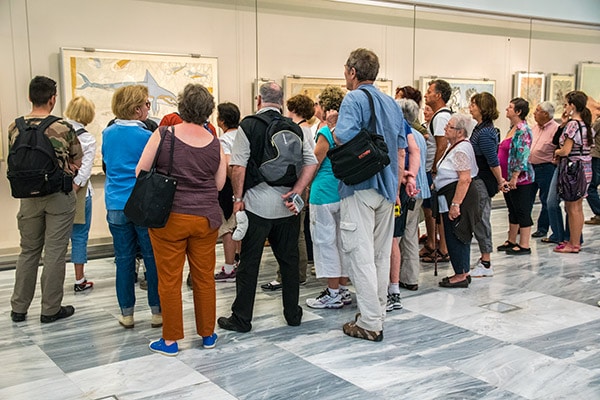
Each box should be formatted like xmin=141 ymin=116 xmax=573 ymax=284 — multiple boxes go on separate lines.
xmin=496 ymin=241 xmax=516 ymax=251
xmin=505 ymin=244 xmax=531 ymax=255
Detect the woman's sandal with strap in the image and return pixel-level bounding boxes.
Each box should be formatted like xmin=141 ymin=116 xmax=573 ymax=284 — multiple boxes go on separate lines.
xmin=421 ymin=250 xmax=450 ymax=263
xmin=419 ymin=244 xmax=435 ymax=258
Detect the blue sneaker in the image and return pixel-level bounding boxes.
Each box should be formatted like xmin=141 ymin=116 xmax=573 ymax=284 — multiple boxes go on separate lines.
xmin=202 ymin=333 xmax=218 ymax=349
xmin=149 ymin=338 xmax=178 ymax=356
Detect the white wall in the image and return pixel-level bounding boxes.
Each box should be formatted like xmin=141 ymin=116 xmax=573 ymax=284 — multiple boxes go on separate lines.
xmin=0 ymin=0 xmax=599 ymax=254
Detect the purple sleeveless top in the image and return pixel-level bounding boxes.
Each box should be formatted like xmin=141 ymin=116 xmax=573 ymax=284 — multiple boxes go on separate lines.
xmin=155 ymin=128 xmax=222 ymax=229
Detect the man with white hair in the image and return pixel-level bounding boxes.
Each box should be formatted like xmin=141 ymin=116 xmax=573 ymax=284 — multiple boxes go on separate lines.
xmin=529 ymin=101 xmax=559 ymax=238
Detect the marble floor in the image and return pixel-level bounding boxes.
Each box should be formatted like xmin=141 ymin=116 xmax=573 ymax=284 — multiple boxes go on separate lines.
xmin=1 ymin=204 xmax=600 ymax=400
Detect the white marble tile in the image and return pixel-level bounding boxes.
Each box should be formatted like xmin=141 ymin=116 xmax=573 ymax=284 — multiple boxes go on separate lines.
xmin=0 ymin=376 xmax=86 ymax=400
xmin=136 ymin=381 xmax=236 ymax=400
xmin=455 ymin=344 xmax=600 ymax=399
xmin=67 ymin=354 xmax=208 ymax=400
xmin=0 ymin=345 xmax=64 ymax=390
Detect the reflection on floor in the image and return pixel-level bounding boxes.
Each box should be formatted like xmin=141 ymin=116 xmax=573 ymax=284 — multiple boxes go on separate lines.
xmin=1 ymin=204 xmax=599 ymax=399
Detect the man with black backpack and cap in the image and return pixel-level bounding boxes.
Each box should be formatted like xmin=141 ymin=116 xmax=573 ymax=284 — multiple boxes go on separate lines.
xmin=7 ymin=76 xmax=82 ymax=324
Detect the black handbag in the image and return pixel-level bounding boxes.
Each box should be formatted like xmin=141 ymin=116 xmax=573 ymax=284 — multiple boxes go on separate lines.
xmin=327 ymin=88 xmax=390 ymax=185
xmin=124 ymin=126 xmax=177 ymax=228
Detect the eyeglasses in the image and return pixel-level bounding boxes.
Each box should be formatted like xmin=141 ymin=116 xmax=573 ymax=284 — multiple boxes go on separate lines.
xmin=447 ymin=125 xmax=460 ymax=130
xmin=145 ymin=101 xmax=151 ymax=108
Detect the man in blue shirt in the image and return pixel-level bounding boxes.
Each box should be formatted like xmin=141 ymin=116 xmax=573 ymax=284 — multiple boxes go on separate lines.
xmin=334 ymin=48 xmax=408 ymax=341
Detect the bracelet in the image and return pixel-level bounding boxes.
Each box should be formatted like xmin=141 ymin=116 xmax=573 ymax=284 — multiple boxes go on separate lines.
xmin=451 ymin=203 xmax=461 ymax=208
xmin=233 ymin=197 xmax=243 ymax=202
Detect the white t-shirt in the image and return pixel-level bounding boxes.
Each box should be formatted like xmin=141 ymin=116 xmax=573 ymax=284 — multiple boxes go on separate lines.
xmin=433 ymin=140 xmax=478 ymax=212
xmin=219 ymin=128 xmax=237 ymax=155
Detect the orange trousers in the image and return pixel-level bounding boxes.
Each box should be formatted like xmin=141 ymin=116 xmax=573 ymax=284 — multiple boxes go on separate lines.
xmin=149 ymin=212 xmax=218 ymax=340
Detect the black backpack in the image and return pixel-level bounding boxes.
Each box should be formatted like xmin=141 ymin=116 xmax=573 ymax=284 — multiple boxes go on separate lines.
xmin=245 ymin=113 xmax=304 ymax=187
xmin=7 ymin=116 xmax=67 ymax=198
xmin=428 ymin=108 xmax=453 ymax=136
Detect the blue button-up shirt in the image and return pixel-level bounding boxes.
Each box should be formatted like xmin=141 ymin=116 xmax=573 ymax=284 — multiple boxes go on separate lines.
xmin=334 ymin=83 xmax=406 ymax=203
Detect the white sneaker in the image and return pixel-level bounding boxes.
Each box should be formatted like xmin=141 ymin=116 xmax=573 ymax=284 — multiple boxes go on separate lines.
xmin=232 ymin=211 xmax=248 ymax=241
xmin=306 ymin=288 xmax=343 ymax=309
xmin=339 ymin=288 xmax=352 ymax=305
xmin=471 ymin=260 xmax=494 ymax=277
xmin=386 ymin=293 xmax=402 ymax=312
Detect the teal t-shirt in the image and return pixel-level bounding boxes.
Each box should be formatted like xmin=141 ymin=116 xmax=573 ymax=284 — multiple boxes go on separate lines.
xmin=309 ymin=126 xmax=341 ymax=205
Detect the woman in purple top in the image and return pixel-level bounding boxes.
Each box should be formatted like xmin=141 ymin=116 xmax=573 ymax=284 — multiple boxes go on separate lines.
xmin=138 ymin=84 xmax=227 ymax=356
xmin=497 ymin=98 xmax=534 ymax=255
xmin=552 ymin=91 xmax=593 ymax=253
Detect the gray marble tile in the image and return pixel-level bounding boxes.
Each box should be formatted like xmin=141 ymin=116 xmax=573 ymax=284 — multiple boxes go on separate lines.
xmin=179 ymin=346 xmax=370 ymax=399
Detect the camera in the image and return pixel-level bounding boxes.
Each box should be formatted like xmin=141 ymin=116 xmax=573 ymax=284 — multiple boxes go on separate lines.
xmin=407 ymin=197 xmax=416 ymax=211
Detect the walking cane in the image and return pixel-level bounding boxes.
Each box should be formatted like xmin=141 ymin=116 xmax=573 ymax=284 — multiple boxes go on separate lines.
xmin=433 ymin=218 xmax=438 ymax=277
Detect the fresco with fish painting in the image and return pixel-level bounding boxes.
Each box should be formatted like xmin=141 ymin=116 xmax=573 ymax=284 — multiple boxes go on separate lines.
xmin=420 ymin=77 xmax=496 ymax=115
xmin=60 ymin=48 xmax=218 ymax=171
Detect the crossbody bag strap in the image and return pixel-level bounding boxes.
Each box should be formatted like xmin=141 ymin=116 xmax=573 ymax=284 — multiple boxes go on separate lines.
xmin=358 ymin=88 xmax=377 ymax=134
xmin=151 ymin=126 xmax=169 ymax=173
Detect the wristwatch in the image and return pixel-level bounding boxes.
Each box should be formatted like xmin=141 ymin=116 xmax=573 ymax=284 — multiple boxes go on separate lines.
xmin=233 ymin=197 xmax=243 ymax=202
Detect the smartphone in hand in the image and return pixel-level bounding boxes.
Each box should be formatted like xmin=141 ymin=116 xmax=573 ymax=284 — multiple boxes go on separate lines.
xmin=286 ymin=193 xmax=304 ymax=214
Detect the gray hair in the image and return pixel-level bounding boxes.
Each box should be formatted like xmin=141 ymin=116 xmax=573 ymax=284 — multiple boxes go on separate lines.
xmin=451 ymin=113 xmax=475 ymax=137
xmin=345 ymin=48 xmax=379 ymax=82
xmin=396 ymin=98 xmax=419 ymax=124
xmin=538 ymin=101 xmax=555 ymax=116
xmin=259 ymin=81 xmax=283 ymax=106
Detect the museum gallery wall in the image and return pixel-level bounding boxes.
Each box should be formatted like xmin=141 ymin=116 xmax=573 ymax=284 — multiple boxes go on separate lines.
xmin=0 ymin=0 xmax=598 ymax=253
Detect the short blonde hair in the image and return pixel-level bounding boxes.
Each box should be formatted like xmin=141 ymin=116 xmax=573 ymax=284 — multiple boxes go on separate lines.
xmin=111 ymin=85 xmax=148 ymax=120
xmin=64 ymin=96 xmax=95 ymax=126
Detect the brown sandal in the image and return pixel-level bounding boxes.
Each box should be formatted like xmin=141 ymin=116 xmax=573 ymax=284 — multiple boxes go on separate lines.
xmin=421 ymin=250 xmax=450 ymax=263
xmin=419 ymin=244 xmax=435 ymax=258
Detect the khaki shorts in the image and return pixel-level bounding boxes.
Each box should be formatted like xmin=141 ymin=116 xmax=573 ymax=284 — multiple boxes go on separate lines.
xmin=218 ymin=212 xmax=237 ymax=238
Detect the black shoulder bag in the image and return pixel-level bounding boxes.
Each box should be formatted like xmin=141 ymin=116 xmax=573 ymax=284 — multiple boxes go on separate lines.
xmin=124 ymin=126 xmax=177 ymax=228
xmin=327 ymin=88 xmax=390 ymax=185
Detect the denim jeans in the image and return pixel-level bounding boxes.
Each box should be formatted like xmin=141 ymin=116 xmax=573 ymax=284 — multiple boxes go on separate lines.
xmin=442 ymin=212 xmax=470 ymax=275
xmin=586 ymin=157 xmax=600 ymax=216
xmin=547 ymin=168 xmax=565 ymax=242
xmin=71 ymin=195 xmax=92 ymax=264
xmin=531 ymin=163 xmax=555 ymax=234
xmin=107 ymin=210 xmax=160 ymax=316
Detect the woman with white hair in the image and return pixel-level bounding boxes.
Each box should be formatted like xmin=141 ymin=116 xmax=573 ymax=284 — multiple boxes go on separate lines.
xmin=433 ymin=113 xmax=480 ymax=288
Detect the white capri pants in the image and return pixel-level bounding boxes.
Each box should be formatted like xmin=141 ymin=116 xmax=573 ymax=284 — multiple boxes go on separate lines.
xmin=309 ymin=202 xmax=348 ymax=279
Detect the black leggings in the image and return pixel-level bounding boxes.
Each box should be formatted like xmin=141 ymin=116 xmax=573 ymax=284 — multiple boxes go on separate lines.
xmin=503 ymin=183 xmax=534 ymax=227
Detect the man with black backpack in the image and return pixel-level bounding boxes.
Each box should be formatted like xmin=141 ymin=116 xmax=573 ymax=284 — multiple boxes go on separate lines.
xmin=217 ymin=82 xmax=318 ymax=333
xmin=7 ymin=76 xmax=82 ymax=324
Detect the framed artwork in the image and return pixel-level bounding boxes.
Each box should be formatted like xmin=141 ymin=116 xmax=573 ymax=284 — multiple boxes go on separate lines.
xmin=60 ymin=48 xmax=219 ymax=171
xmin=283 ymin=76 xmax=393 ymax=106
xmin=420 ymin=77 xmax=496 ymax=115
xmin=547 ymin=74 xmax=575 ymax=119
xmin=513 ymin=72 xmax=545 ymax=124
xmin=577 ymin=62 xmax=600 ymax=105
